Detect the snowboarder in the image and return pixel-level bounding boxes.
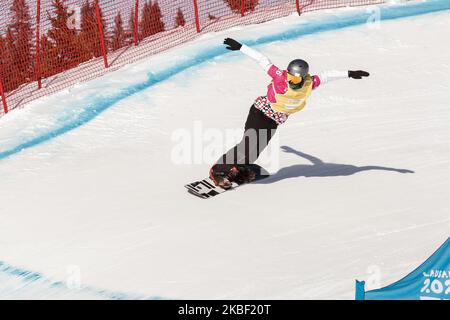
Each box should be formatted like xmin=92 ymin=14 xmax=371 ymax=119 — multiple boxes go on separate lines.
xmin=210 ymin=38 xmax=370 ymax=189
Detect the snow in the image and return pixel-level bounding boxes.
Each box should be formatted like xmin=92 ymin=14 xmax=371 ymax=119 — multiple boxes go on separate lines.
xmin=0 ymin=1 xmax=449 ymax=299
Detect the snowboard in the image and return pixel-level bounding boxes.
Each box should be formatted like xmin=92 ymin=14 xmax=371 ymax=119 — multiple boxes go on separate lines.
xmin=185 ymin=164 xmax=270 ymax=199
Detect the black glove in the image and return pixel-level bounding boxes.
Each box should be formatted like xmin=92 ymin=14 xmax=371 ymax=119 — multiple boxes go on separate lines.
xmin=348 ymin=70 xmax=370 ymax=79
xmin=224 ymin=38 xmax=242 ymax=51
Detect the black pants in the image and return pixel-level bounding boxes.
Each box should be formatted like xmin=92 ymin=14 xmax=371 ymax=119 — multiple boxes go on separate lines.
xmin=218 ymin=105 xmax=278 ymax=165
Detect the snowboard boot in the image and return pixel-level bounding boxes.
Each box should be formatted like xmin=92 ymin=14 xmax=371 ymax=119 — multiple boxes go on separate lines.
xmin=210 ymin=164 xmax=257 ymax=189
xmin=210 ymin=164 xmax=234 ymax=190
xmin=233 ymin=164 xmax=257 ymax=184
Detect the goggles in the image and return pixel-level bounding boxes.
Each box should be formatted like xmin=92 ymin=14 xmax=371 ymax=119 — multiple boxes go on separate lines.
xmin=287 ymin=73 xmax=303 ymax=84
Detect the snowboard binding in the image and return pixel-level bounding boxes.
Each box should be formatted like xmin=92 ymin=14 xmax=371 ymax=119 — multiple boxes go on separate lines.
xmin=210 ymin=164 xmax=257 ymax=190
xmin=186 ymin=164 xmax=269 ymax=199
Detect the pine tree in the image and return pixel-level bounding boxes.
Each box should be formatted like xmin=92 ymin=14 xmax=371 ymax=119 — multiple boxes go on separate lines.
xmin=139 ymin=2 xmax=149 ymax=40
xmin=151 ymin=2 xmax=165 ymax=33
xmin=79 ymin=0 xmax=108 ymax=60
xmin=0 ymin=35 xmax=6 ymax=88
xmin=1 ymin=28 xmax=19 ymax=91
xmin=175 ymin=8 xmax=186 ymax=27
xmin=223 ymin=0 xmax=259 ymax=14
xmin=8 ymin=0 xmax=33 ymax=86
xmin=41 ymin=0 xmax=83 ymax=77
xmin=111 ymin=12 xmax=126 ymax=51
xmin=79 ymin=0 xmax=96 ymax=60
xmin=128 ymin=8 xmax=137 ymax=44
xmin=0 ymin=35 xmax=5 ymax=62
xmin=39 ymin=35 xmax=58 ymax=78
xmin=139 ymin=1 xmax=165 ymax=40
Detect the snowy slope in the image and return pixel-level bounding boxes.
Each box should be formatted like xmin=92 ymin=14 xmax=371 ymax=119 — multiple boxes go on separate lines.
xmin=0 ymin=1 xmax=449 ymax=299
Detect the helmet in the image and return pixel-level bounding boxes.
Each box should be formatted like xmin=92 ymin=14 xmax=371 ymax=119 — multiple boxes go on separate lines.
xmin=287 ymin=59 xmax=309 ymax=78
xmin=287 ymin=59 xmax=309 ymax=89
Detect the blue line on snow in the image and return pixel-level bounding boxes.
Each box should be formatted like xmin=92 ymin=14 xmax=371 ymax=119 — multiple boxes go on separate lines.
xmin=0 ymin=0 xmax=449 ymax=161
xmin=0 ymin=261 xmax=163 ymax=299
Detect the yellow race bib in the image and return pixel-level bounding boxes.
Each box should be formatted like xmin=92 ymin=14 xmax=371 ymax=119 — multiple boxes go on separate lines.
xmin=271 ymin=75 xmax=313 ymax=114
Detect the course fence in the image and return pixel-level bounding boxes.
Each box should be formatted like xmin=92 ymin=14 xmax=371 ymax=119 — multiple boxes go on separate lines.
xmin=0 ymin=0 xmax=385 ymax=116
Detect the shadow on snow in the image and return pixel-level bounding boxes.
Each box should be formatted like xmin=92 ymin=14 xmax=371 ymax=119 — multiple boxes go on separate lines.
xmin=256 ymin=146 xmax=414 ymax=184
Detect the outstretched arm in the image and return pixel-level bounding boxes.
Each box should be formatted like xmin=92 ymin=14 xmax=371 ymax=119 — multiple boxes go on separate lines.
xmin=313 ymin=70 xmax=370 ymax=89
xmin=223 ymin=38 xmax=272 ymax=72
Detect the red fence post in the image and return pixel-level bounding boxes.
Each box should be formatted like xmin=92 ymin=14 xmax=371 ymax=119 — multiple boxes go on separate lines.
xmin=193 ymin=0 xmax=201 ymax=33
xmin=134 ymin=0 xmax=139 ymax=45
xmin=0 ymin=75 xmax=8 ymax=114
xmin=296 ymin=0 xmax=301 ymax=15
xmin=95 ymin=1 xmax=109 ymax=68
xmin=241 ymin=0 xmax=245 ymax=17
xmin=35 ymin=0 xmax=42 ymax=89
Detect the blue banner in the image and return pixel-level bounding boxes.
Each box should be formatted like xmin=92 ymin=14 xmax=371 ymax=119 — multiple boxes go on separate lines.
xmin=356 ymin=237 xmax=450 ymax=300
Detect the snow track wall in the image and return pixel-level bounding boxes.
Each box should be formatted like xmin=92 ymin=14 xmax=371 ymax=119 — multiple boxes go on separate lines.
xmin=0 ymin=0 xmax=384 ymax=116
xmin=1 ymin=0 xmax=450 ymax=161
